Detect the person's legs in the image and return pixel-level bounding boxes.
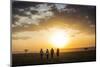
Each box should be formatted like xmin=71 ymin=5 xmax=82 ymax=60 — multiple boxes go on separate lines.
xmin=41 ymin=54 xmax=43 ymax=60
xmin=51 ymin=54 xmax=53 ymax=59
xmin=47 ymin=55 xmax=48 ymax=60
xmin=52 ymin=53 xmax=54 ymax=58
xmin=46 ymin=55 xmax=47 ymax=59
xmin=40 ymin=54 xmax=42 ymax=59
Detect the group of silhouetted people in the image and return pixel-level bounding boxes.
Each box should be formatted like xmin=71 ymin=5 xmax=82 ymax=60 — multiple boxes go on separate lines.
xmin=40 ymin=48 xmax=60 ymax=60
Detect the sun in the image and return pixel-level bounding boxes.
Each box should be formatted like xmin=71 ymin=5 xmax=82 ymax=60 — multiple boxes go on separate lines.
xmin=50 ymin=29 xmax=69 ymax=48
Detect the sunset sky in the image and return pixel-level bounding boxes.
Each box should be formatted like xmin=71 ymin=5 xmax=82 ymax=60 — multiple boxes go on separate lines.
xmin=12 ymin=1 xmax=96 ymax=53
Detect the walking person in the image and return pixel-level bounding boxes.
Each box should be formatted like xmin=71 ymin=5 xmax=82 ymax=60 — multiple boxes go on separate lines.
xmin=40 ymin=49 xmax=44 ymax=60
xmin=56 ymin=48 xmax=60 ymax=58
xmin=51 ymin=48 xmax=54 ymax=59
xmin=46 ymin=49 xmax=49 ymax=60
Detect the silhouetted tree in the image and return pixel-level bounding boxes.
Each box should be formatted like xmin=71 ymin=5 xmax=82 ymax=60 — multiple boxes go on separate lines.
xmin=84 ymin=48 xmax=88 ymax=51
xmin=24 ymin=49 xmax=28 ymax=53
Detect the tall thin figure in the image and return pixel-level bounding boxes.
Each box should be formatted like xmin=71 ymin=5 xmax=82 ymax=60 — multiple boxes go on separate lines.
xmin=51 ymin=48 xmax=54 ymax=59
xmin=56 ymin=48 xmax=60 ymax=57
xmin=40 ymin=49 xmax=44 ymax=60
xmin=46 ymin=49 xmax=49 ymax=60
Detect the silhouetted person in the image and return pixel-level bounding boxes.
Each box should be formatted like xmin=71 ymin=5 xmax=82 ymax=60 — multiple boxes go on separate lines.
xmin=40 ymin=49 xmax=44 ymax=60
xmin=51 ymin=48 xmax=54 ymax=59
xmin=46 ymin=49 xmax=49 ymax=60
xmin=56 ymin=48 xmax=60 ymax=57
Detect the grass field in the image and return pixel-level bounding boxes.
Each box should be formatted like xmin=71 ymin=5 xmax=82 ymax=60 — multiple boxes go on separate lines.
xmin=12 ymin=49 xmax=96 ymax=66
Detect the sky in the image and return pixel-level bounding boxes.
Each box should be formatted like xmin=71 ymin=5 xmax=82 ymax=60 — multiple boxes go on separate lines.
xmin=12 ymin=1 xmax=96 ymax=53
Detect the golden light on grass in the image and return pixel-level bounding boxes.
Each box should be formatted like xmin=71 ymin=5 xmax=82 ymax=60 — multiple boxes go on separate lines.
xmin=50 ymin=28 xmax=69 ymax=48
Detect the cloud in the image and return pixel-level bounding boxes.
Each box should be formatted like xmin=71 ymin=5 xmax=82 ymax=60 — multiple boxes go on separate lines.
xmin=12 ymin=36 xmax=30 ymax=40
xmin=25 ymin=11 xmax=32 ymax=15
xmin=54 ymin=4 xmax=76 ymax=13
xmin=36 ymin=4 xmax=53 ymax=13
xmin=12 ymin=1 xmax=96 ymax=35
xmin=12 ymin=31 xmax=35 ymax=40
xmin=12 ymin=3 xmax=54 ymax=28
xmin=12 ymin=30 xmax=49 ymax=40
xmin=55 ymin=4 xmax=67 ymax=12
xmin=18 ymin=8 xmax=24 ymax=12
xmin=12 ymin=2 xmax=77 ymax=29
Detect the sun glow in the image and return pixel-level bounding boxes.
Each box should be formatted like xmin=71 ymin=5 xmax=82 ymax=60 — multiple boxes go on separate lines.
xmin=50 ymin=29 xmax=69 ymax=48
